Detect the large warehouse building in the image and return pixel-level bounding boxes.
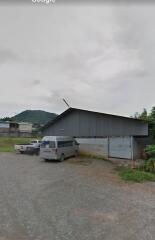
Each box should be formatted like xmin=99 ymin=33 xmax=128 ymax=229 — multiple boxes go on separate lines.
xmin=42 ymin=108 xmax=148 ymax=159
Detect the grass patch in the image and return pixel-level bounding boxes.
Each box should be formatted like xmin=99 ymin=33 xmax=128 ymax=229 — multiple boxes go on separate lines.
xmin=79 ymin=151 xmax=107 ymax=161
xmin=0 ymin=146 xmax=15 ymax=153
xmin=118 ymin=167 xmax=155 ymax=183
xmin=0 ymin=137 xmax=40 ymax=153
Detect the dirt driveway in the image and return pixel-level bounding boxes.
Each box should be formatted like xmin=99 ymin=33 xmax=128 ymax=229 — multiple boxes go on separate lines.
xmin=0 ymin=153 xmax=155 ymax=240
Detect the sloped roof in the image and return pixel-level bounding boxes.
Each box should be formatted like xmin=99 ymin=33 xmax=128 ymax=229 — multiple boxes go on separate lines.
xmin=42 ymin=107 xmax=144 ymax=130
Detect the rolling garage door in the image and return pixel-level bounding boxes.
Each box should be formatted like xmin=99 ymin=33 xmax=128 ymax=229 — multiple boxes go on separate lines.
xmin=109 ymin=137 xmax=132 ymax=159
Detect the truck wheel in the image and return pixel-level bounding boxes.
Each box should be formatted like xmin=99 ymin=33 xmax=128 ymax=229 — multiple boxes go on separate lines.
xmin=75 ymin=150 xmax=78 ymax=157
xmin=60 ymin=154 xmax=65 ymax=162
xmin=36 ymin=150 xmax=40 ymax=156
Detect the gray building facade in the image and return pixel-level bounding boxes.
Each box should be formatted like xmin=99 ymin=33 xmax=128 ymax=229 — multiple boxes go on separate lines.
xmin=0 ymin=121 xmax=32 ymax=137
xmin=42 ymin=108 xmax=148 ymax=159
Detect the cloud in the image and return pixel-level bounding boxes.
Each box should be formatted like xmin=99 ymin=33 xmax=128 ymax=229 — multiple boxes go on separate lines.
xmin=0 ymin=4 xmax=155 ymax=117
xmin=32 ymin=79 xmax=41 ymax=86
xmin=0 ymin=49 xmax=20 ymax=65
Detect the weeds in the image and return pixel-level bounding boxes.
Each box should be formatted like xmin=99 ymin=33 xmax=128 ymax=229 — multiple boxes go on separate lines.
xmin=79 ymin=151 xmax=107 ymax=161
xmin=118 ymin=167 xmax=155 ymax=183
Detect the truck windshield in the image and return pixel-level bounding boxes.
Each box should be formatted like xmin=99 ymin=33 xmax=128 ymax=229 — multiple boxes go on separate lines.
xmin=41 ymin=141 xmax=55 ymax=148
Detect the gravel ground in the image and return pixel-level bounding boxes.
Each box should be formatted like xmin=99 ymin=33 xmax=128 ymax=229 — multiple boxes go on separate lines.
xmin=0 ymin=153 xmax=155 ymax=240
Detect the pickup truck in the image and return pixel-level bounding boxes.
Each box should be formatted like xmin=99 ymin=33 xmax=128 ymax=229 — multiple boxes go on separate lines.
xmin=14 ymin=140 xmax=41 ymax=155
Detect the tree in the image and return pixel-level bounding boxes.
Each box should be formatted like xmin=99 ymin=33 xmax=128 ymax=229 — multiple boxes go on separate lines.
xmin=138 ymin=108 xmax=148 ymax=121
xmin=0 ymin=117 xmax=12 ymax=122
xmin=133 ymin=107 xmax=155 ymax=138
xmin=133 ymin=112 xmax=140 ymax=119
xmin=150 ymin=106 xmax=155 ymax=123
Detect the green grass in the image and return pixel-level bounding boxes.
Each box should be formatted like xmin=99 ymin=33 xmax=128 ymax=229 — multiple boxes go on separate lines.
xmin=118 ymin=167 xmax=155 ymax=183
xmin=0 ymin=137 xmax=40 ymax=152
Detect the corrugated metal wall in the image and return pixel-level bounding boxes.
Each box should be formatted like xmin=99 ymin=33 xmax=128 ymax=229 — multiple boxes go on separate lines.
xmin=76 ymin=138 xmax=108 ymax=157
xmin=108 ymin=136 xmax=132 ymax=159
xmin=43 ymin=110 xmax=148 ymax=137
xmin=76 ymin=137 xmax=141 ymax=160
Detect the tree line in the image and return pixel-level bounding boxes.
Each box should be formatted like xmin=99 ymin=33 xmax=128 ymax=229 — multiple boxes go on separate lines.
xmin=134 ymin=106 xmax=155 ymax=138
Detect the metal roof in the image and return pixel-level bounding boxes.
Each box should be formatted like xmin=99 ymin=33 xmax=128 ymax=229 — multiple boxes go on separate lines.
xmin=42 ymin=107 xmax=145 ymax=130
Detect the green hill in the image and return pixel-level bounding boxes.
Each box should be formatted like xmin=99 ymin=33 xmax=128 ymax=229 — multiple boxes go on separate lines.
xmin=12 ymin=110 xmax=57 ymax=125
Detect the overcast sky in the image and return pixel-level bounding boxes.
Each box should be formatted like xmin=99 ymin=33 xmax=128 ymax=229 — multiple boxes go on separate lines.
xmin=0 ymin=1 xmax=155 ymax=117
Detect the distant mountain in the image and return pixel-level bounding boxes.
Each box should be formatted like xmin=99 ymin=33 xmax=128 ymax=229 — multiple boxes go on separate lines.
xmin=11 ymin=110 xmax=57 ymax=125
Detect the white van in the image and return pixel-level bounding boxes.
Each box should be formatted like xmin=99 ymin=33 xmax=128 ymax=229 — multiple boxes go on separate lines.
xmin=40 ymin=136 xmax=79 ymax=161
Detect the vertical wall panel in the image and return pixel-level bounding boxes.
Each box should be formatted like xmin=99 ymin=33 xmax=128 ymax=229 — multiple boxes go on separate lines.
xmin=109 ymin=137 xmax=132 ymax=159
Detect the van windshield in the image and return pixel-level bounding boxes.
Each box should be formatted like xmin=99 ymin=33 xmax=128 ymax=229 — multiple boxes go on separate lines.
xmin=41 ymin=141 xmax=55 ymax=148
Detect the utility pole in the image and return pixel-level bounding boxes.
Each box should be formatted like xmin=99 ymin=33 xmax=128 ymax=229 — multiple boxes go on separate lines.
xmin=63 ymin=98 xmax=70 ymax=108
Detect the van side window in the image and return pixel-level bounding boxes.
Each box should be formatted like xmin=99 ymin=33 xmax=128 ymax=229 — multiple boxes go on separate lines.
xmin=58 ymin=141 xmax=73 ymax=148
xmin=49 ymin=141 xmax=55 ymax=148
xmin=41 ymin=141 xmax=55 ymax=148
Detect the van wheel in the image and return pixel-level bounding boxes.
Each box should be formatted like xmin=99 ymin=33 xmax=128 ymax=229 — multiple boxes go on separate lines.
xmin=60 ymin=154 xmax=65 ymax=162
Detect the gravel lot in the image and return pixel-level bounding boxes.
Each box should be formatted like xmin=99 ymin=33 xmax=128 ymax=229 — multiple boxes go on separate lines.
xmin=0 ymin=153 xmax=155 ymax=240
